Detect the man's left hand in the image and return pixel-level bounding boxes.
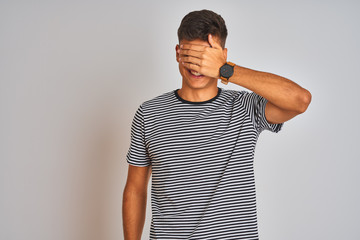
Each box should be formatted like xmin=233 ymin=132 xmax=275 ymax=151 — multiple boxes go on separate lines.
xmin=178 ymin=34 xmax=227 ymax=79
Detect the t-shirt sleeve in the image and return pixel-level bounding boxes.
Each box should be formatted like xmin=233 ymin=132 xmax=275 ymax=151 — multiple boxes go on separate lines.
xmin=126 ymin=105 xmax=151 ymax=167
xmin=241 ymin=91 xmax=284 ymax=133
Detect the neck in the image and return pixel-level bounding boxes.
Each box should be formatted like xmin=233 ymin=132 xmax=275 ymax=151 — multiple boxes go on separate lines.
xmin=178 ymin=85 xmax=219 ymax=102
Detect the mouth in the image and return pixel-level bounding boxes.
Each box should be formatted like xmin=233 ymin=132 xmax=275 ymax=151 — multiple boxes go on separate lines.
xmin=187 ymin=69 xmax=204 ymax=78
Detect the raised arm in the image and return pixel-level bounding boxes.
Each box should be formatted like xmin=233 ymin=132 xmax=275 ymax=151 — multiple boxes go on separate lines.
xmin=228 ymin=64 xmax=312 ymax=124
xmin=178 ymin=34 xmax=312 ymax=124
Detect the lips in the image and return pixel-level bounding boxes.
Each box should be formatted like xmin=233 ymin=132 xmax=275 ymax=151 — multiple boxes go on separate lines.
xmin=190 ymin=70 xmax=201 ymax=76
xmin=187 ymin=69 xmax=204 ymax=78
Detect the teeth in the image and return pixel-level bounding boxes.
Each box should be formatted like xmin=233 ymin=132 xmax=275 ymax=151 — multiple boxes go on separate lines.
xmin=191 ymin=70 xmax=201 ymax=76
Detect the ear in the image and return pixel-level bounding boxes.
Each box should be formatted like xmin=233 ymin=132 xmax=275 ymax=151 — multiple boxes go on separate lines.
xmin=223 ymin=48 xmax=228 ymax=61
xmin=175 ymin=44 xmax=180 ymax=62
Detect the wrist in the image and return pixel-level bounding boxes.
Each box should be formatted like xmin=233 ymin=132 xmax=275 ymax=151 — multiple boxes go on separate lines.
xmin=219 ymin=61 xmax=236 ymax=85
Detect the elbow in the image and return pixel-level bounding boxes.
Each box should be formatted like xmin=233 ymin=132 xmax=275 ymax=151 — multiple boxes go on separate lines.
xmin=296 ymin=88 xmax=312 ymax=114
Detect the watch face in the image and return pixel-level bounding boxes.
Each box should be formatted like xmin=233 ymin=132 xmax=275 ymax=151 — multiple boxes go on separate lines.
xmin=220 ymin=64 xmax=234 ymax=78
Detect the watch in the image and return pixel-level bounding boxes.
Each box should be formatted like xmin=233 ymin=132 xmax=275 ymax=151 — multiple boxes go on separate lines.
xmin=219 ymin=61 xmax=236 ymax=85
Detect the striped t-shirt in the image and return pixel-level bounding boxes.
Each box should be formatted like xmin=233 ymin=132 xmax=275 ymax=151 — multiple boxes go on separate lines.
xmin=126 ymin=87 xmax=283 ymax=240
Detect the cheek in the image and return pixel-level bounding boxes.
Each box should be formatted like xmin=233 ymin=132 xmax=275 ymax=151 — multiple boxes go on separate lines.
xmin=178 ymin=62 xmax=185 ymax=72
xmin=178 ymin=63 xmax=184 ymax=73
xmin=179 ymin=64 xmax=191 ymax=78
xmin=180 ymin=64 xmax=191 ymax=75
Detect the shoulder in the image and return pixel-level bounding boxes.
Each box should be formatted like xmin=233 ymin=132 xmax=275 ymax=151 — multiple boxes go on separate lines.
xmin=219 ymin=89 xmax=265 ymax=112
xmin=219 ymin=88 xmax=250 ymax=102
xmin=140 ymin=89 xmax=177 ymax=112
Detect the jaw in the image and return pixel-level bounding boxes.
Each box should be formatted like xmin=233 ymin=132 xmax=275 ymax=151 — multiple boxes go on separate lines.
xmin=183 ymin=74 xmax=217 ymax=90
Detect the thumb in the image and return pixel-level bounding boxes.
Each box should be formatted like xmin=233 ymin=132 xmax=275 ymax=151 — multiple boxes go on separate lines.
xmin=208 ymin=34 xmax=221 ymax=49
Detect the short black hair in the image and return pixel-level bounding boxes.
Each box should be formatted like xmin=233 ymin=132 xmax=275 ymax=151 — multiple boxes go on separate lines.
xmin=177 ymin=9 xmax=228 ymax=48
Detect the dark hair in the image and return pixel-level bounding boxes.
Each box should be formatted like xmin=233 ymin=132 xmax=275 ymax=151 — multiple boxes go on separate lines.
xmin=177 ymin=9 xmax=228 ymax=48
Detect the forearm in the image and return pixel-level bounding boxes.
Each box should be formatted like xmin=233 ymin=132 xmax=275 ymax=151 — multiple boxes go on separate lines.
xmin=229 ymin=65 xmax=311 ymax=113
xmin=122 ymin=186 xmax=148 ymax=240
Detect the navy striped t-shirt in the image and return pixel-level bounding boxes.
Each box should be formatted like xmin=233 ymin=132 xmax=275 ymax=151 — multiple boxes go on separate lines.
xmin=126 ymin=87 xmax=283 ymax=240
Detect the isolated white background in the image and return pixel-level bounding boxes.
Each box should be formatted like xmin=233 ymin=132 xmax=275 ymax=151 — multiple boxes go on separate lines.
xmin=1 ymin=1 xmax=359 ymax=240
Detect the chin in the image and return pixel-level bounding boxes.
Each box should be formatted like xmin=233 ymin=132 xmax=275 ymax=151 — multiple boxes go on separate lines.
xmin=189 ymin=80 xmax=212 ymax=89
xmin=185 ymin=76 xmax=214 ymax=89
xmin=181 ymin=68 xmax=217 ymax=89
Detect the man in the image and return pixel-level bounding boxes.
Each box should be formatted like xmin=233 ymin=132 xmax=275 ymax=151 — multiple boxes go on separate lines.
xmin=123 ymin=9 xmax=311 ymax=240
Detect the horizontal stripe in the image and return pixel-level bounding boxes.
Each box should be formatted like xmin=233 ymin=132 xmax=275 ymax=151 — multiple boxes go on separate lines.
xmin=127 ymin=87 xmax=283 ymax=239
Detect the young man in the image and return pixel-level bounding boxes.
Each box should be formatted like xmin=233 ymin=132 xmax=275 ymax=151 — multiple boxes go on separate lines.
xmin=123 ymin=9 xmax=311 ymax=240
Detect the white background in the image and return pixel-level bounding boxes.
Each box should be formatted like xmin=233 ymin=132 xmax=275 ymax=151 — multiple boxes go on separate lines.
xmin=1 ymin=1 xmax=359 ymax=239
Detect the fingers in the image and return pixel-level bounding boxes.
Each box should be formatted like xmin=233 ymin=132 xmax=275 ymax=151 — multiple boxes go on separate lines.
xmin=177 ymin=48 xmax=203 ymax=68
xmin=182 ymin=61 xmax=200 ymax=72
xmin=177 ymin=38 xmax=223 ymax=78
xmin=178 ymin=49 xmax=202 ymax=58
xmin=180 ymin=44 xmax=206 ymax=52
xmin=178 ymin=45 xmax=203 ymax=72
xmin=179 ymin=56 xmax=201 ymax=66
